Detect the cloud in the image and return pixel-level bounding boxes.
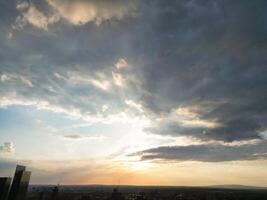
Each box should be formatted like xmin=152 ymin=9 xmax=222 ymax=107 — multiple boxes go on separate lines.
xmin=0 ymin=96 xmax=83 ymax=119
xmin=13 ymin=0 xmax=137 ymax=31
xmin=0 ymin=142 xmax=15 ymax=154
xmin=63 ymin=134 xmax=104 ymax=140
xmin=112 ymin=72 xmax=125 ymax=87
xmin=0 ymin=63 xmax=136 ymax=123
xmin=64 ymin=134 xmax=82 ymax=139
xmin=144 ymin=116 xmax=263 ymax=142
xmin=132 ymin=140 xmax=267 ymax=162
xmin=125 ymin=99 xmax=143 ymax=113
xmin=14 ymin=0 xmax=60 ymax=31
xmin=131 ymin=0 xmax=267 ymax=142
xmin=47 ymin=0 xmax=137 ymax=26
xmin=61 ymin=71 xmax=112 ymax=91
xmin=1 ymin=0 xmax=267 ymax=164
xmin=115 ymin=58 xmax=128 ymax=69
xmin=0 ymin=72 xmax=33 ymax=87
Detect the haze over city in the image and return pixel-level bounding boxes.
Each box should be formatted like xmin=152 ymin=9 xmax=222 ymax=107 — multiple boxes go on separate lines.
xmin=0 ymin=0 xmax=267 ymax=188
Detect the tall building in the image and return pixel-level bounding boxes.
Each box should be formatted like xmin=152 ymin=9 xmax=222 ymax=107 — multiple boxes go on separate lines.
xmin=18 ymin=171 xmax=31 ymax=200
xmin=0 ymin=177 xmax=11 ymax=200
xmin=109 ymin=188 xmax=125 ymax=200
xmin=8 ymin=165 xmax=31 ymax=200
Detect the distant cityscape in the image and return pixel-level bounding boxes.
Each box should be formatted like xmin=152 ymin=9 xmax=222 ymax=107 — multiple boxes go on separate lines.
xmin=1 ymin=165 xmax=267 ymax=200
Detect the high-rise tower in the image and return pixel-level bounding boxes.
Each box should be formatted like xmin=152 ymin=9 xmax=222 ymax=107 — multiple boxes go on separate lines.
xmin=8 ymin=165 xmax=31 ymax=200
xmin=0 ymin=177 xmax=11 ymax=200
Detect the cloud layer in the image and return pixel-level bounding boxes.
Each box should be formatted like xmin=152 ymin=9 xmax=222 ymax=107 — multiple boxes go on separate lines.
xmin=13 ymin=0 xmax=137 ymax=31
xmin=0 ymin=0 xmax=267 ymax=164
xmin=131 ymin=140 xmax=267 ymax=162
xmin=47 ymin=0 xmax=137 ymax=26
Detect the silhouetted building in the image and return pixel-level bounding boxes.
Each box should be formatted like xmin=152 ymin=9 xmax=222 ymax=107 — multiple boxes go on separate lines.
xmin=109 ymin=188 xmax=125 ymax=200
xmin=136 ymin=192 xmax=146 ymax=200
xmin=51 ymin=186 xmax=59 ymax=200
xmin=38 ymin=191 xmax=44 ymax=200
xmin=80 ymin=195 xmax=91 ymax=200
xmin=8 ymin=165 xmax=31 ymax=200
xmin=0 ymin=177 xmax=11 ymax=200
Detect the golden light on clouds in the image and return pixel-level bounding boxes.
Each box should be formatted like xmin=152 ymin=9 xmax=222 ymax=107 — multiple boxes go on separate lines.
xmin=1 ymin=0 xmax=267 ymax=188
xmin=115 ymin=58 xmax=129 ymax=69
xmin=47 ymin=0 xmax=137 ymax=26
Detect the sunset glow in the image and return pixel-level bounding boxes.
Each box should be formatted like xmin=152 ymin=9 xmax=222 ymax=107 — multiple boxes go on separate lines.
xmin=1 ymin=0 xmax=267 ymax=188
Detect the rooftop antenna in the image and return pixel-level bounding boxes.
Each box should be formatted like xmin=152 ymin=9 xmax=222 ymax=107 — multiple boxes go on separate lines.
xmin=57 ymin=175 xmax=63 ymax=187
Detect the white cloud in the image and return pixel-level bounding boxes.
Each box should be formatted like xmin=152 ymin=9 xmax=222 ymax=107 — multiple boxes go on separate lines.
xmin=125 ymin=99 xmax=143 ymax=113
xmin=20 ymin=76 xmax=34 ymax=87
xmin=0 ymin=95 xmax=147 ymax=126
xmin=15 ymin=1 xmax=60 ymax=31
xmin=180 ymin=118 xmax=219 ymax=129
xmin=0 ymin=74 xmax=11 ymax=82
xmin=90 ymin=79 xmax=110 ymax=90
xmin=0 ymin=73 xmax=33 ymax=87
xmin=13 ymin=0 xmax=137 ymax=31
xmin=12 ymin=16 xmax=27 ymax=31
xmin=0 ymin=142 xmax=15 ymax=154
xmin=115 ymin=58 xmax=128 ymax=69
xmin=172 ymin=106 xmax=219 ymax=129
xmin=112 ymin=72 xmax=125 ymax=87
xmin=57 ymin=71 xmax=112 ymax=91
xmin=0 ymin=96 xmax=82 ymax=119
xmin=54 ymin=72 xmax=66 ymax=80
xmin=16 ymin=1 xmax=29 ymax=10
xmin=102 ymin=104 xmax=109 ymax=112
xmin=47 ymin=0 xmax=137 ymax=26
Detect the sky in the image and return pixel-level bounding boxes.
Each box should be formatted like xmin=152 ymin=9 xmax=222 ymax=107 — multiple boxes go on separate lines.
xmin=0 ymin=0 xmax=267 ymax=186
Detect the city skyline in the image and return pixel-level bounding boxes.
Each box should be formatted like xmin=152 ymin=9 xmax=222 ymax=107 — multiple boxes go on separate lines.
xmin=0 ymin=0 xmax=267 ymax=186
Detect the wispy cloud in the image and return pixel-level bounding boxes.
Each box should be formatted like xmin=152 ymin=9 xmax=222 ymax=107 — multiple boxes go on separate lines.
xmin=0 ymin=72 xmax=33 ymax=87
xmin=63 ymin=134 xmax=104 ymax=140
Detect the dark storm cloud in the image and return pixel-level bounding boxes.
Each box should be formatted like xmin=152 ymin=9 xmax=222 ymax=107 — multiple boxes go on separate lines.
xmin=133 ymin=0 xmax=267 ymax=142
xmin=132 ymin=140 xmax=267 ymax=162
xmin=144 ymin=114 xmax=265 ymax=142
xmin=0 ymin=0 xmax=267 ymax=145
